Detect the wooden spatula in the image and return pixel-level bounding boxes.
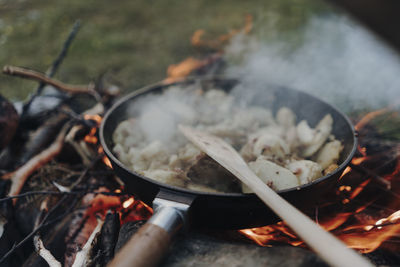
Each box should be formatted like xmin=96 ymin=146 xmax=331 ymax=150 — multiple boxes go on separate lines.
xmin=179 ymin=125 xmax=372 ymax=267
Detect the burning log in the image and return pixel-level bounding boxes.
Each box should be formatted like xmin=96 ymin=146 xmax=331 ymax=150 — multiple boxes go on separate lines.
xmin=97 ymin=211 xmax=120 ymax=265
xmin=71 ymin=217 xmax=104 ymax=267
xmin=114 ymin=220 xmax=146 ymax=254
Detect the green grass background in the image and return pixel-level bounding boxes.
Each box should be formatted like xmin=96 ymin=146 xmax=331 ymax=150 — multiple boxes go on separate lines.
xmin=0 ymin=0 xmax=332 ymax=100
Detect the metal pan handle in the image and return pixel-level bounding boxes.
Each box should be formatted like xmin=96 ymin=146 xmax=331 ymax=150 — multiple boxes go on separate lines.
xmin=108 ymin=197 xmax=191 ymax=267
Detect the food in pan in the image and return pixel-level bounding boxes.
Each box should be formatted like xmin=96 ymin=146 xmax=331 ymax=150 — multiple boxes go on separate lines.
xmin=112 ymin=85 xmax=343 ymax=193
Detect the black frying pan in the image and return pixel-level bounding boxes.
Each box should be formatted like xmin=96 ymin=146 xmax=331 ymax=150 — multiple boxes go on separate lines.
xmin=100 ymin=77 xmax=357 ymax=267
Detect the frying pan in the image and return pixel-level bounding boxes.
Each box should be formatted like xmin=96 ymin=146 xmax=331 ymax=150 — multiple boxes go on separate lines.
xmin=100 ymin=77 xmax=357 ymax=267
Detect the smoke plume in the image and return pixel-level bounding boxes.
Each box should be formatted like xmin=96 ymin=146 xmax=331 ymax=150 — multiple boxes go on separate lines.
xmin=225 ymin=15 xmax=400 ymax=112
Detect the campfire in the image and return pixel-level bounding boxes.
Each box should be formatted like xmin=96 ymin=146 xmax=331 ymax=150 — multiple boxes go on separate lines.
xmin=1 ymin=15 xmax=400 ymax=267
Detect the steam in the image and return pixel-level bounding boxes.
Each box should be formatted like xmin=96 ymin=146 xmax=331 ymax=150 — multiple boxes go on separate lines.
xmin=124 ymin=14 xmax=400 ymax=150
xmin=225 ymin=15 xmax=400 ymax=111
xmin=129 ymin=86 xmax=198 ymax=146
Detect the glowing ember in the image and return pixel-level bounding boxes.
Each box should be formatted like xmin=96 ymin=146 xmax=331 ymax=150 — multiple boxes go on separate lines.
xmin=340 ymin=166 xmax=352 ymax=179
xmin=83 ymin=114 xmax=102 ymax=125
xmin=352 ymin=157 xmax=367 ymax=165
xmin=122 ymin=197 xmax=135 ymax=209
xmin=102 ymin=156 xmax=113 ymax=168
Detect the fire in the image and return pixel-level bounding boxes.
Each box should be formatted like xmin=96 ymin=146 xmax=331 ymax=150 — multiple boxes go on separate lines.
xmin=239 ymin=108 xmax=400 ymax=253
xmin=191 ymin=14 xmax=253 ymax=49
xmin=102 ymin=155 xmax=113 ymax=168
xmin=164 ymin=54 xmax=222 ymax=84
xmin=354 ymin=108 xmax=389 ymax=131
xmin=83 ymin=114 xmax=102 ymax=144
xmin=83 ymin=114 xmax=102 ymax=124
xmin=164 ymin=15 xmax=252 ymax=84
xmin=81 ymin=114 xmax=113 ymax=168
xmin=165 ymin=57 xmax=206 ymax=83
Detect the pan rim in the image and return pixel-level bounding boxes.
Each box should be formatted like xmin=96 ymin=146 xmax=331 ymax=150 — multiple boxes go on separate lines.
xmin=100 ymin=76 xmax=358 ymax=198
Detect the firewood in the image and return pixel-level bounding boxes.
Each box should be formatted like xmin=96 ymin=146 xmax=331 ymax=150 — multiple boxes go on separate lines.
xmin=3 ymin=124 xmax=69 ymax=200
xmin=98 ymin=211 xmax=120 ymax=265
xmin=114 ymin=220 xmax=146 ymax=254
xmin=71 ymin=217 xmax=104 ymax=267
xmin=3 ymin=65 xmax=98 ymax=97
xmin=19 ymin=113 xmax=69 ymax=166
xmin=0 ymin=95 xmax=19 ymax=151
xmin=33 ymin=234 xmax=62 ymax=267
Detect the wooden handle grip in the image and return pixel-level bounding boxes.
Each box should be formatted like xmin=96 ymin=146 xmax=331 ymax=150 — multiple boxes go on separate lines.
xmin=108 ymin=223 xmax=171 ymax=267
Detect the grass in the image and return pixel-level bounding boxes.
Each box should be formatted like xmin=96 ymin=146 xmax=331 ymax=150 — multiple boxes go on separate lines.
xmin=0 ymin=0 xmax=331 ymax=100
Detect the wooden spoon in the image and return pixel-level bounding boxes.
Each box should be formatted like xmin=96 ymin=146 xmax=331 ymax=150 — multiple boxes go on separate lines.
xmin=179 ymin=125 xmax=373 ymax=267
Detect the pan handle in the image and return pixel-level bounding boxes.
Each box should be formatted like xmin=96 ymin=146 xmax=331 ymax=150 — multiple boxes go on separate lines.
xmin=108 ymin=198 xmax=190 ymax=267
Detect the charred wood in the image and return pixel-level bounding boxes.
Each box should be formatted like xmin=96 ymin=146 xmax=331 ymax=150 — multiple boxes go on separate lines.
xmin=0 ymin=95 xmax=19 ymax=152
xmin=18 ymin=113 xmax=69 ymax=166
xmin=114 ymin=220 xmax=146 ymax=255
xmin=22 ymin=212 xmax=76 ymax=267
xmin=97 ymin=211 xmax=120 ymax=266
xmin=0 ymin=180 xmax=27 ymax=267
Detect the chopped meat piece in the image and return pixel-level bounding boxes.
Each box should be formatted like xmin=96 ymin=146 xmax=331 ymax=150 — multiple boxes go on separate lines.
xmin=286 ymin=160 xmax=323 ymax=184
xmin=315 ymin=140 xmax=343 ymax=169
xmin=276 ymin=107 xmax=296 ymax=130
xmin=296 ymin=120 xmax=315 ymax=145
xmin=246 ymin=157 xmax=300 ymax=191
xmin=142 ymin=169 xmax=186 ymax=187
xmin=253 ymin=133 xmax=290 ymax=160
xmin=301 ymin=114 xmax=333 ymax=157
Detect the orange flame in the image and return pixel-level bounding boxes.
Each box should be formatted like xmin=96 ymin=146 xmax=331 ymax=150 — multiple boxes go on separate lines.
xmin=354 ymin=108 xmax=389 ymax=131
xmin=165 ymin=57 xmax=206 ymax=83
xmin=164 ymin=15 xmax=252 ymax=84
xmin=83 ymin=114 xmax=102 ymax=125
xmin=191 ymin=14 xmax=253 ymax=49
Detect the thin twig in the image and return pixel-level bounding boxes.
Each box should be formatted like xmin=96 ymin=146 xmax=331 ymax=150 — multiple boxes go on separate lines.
xmin=0 ymin=190 xmax=128 ymax=203
xmin=22 ymin=20 xmax=81 ymax=115
xmin=3 ymin=66 xmax=95 ymax=95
